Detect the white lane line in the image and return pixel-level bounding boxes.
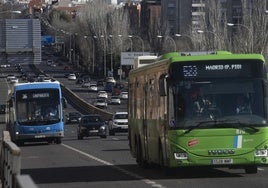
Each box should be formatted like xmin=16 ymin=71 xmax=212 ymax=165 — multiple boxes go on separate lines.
xmin=111 ymin=138 xmax=120 ymax=141
xmin=62 ymin=143 xmax=166 ymax=188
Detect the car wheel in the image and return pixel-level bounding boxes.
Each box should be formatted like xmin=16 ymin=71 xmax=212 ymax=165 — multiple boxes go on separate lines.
xmin=100 ymin=135 xmax=107 ymax=138
xmin=78 ymin=134 xmax=83 ymax=140
xmin=109 ymin=129 xmax=115 ymax=136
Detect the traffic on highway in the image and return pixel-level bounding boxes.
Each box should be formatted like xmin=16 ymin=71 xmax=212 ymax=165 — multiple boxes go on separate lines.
xmin=0 ymin=46 xmax=268 ymax=188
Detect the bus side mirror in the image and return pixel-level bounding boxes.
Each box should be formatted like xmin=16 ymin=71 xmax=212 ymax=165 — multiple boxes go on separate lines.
xmin=62 ymin=97 xmax=67 ymax=108
xmin=8 ymin=99 xmax=13 ymax=108
xmin=159 ymin=74 xmax=168 ymax=96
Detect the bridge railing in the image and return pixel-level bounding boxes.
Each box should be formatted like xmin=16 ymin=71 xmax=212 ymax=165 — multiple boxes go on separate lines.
xmin=0 ymin=131 xmax=38 ymax=188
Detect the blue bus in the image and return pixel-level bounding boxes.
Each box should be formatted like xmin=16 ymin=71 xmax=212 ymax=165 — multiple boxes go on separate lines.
xmin=6 ymin=81 xmax=66 ymax=145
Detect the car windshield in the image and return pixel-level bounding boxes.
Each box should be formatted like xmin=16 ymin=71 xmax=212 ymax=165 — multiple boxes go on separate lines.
xmin=81 ymin=116 xmax=103 ymax=124
xmin=69 ymin=112 xmax=80 ymax=117
xmin=114 ymin=114 xmax=128 ymax=119
xmin=170 ymin=79 xmax=268 ymax=129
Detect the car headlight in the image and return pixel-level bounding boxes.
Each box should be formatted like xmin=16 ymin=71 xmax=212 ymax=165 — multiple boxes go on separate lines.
xmin=255 ymin=149 xmax=268 ymax=157
xmin=174 ymin=152 xmax=188 ymax=160
xmin=100 ymin=125 xmax=106 ymax=130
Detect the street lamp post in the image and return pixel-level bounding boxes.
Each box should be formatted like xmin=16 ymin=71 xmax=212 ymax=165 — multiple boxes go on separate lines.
xmin=127 ymin=36 xmax=133 ymax=52
xmin=73 ymin=33 xmax=78 ymax=66
xmin=69 ymin=32 xmax=72 ymax=64
xmin=175 ymin=33 xmax=194 ymax=49
xmin=129 ymin=35 xmax=144 ymax=54
xmin=118 ymin=35 xmax=123 ymax=81
xmin=92 ymin=36 xmax=97 ymax=73
xmin=197 ymin=30 xmax=221 ymax=50
xmin=227 ymin=23 xmax=253 ymax=53
xmin=108 ymin=35 xmax=113 ymax=75
xmin=100 ymin=35 xmax=107 ymax=77
xmin=84 ymin=35 xmax=95 ymax=73
xmin=157 ymin=35 xmax=177 ymax=52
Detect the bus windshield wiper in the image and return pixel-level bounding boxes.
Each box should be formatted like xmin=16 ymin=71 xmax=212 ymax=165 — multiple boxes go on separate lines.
xmin=219 ymin=119 xmax=259 ymax=133
xmin=184 ymin=120 xmax=218 ymax=134
xmin=184 ymin=119 xmax=259 ymax=134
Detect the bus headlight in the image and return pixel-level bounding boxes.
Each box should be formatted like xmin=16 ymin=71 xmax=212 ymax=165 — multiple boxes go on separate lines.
xmin=174 ymin=152 xmax=188 ymax=160
xmin=255 ymin=149 xmax=268 ymax=157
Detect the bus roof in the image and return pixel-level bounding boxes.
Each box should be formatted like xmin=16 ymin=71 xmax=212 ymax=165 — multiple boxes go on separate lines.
xmin=159 ymin=51 xmax=265 ymax=63
xmin=13 ymin=81 xmax=61 ymax=91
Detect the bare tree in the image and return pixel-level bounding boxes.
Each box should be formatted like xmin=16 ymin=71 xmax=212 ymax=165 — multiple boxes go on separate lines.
xmin=228 ymin=0 xmax=267 ymax=54
xmin=75 ymin=2 xmax=130 ymax=76
xmin=193 ymin=0 xmax=230 ymax=51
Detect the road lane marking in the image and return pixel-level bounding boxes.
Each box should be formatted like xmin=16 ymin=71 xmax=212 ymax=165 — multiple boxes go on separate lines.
xmin=111 ymin=138 xmax=120 ymax=140
xmin=62 ymin=143 xmax=166 ymax=188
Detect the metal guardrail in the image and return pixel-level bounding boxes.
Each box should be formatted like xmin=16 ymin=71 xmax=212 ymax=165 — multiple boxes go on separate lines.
xmin=0 ymin=131 xmax=38 ymax=188
xmin=61 ymin=85 xmax=113 ymax=120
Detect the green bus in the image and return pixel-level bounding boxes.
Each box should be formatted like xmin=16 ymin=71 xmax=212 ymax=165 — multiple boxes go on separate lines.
xmin=128 ymin=51 xmax=268 ymax=174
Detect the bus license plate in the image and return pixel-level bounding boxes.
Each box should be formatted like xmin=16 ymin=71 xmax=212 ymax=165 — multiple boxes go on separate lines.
xmin=89 ymin=130 xmax=98 ymax=133
xmin=35 ymin=135 xmax=45 ymax=138
xmin=212 ymin=159 xmax=233 ymax=164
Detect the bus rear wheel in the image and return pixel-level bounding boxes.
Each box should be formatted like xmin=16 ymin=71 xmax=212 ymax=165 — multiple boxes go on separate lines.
xmin=135 ymin=138 xmax=147 ymax=168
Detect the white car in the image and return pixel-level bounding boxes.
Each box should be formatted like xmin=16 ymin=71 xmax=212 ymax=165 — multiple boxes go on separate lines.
xmin=105 ymin=77 xmax=116 ymax=84
xmin=97 ymin=91 xmax=108 ymax=99
xmin=109 ymin=112 xmax=128 ymax=135
xmin=94 ymin=98 xmax=107 ymax=109
xmin=120 ymin=92 xmax=128 ymax=100
xmin=109 ymin=96 xmax=121 ymax=105
xmin=68 ymin=73 xmax=77 ymax=80
xmin=10 ymin=77 xmax=19 ymax=83
xmin=81 ymin=82 xmax=91 ymax=88
xmin=7 ymin=74 xmax=16 ymax=81
xmin=89 ymin=84 xmax=98 ymax=92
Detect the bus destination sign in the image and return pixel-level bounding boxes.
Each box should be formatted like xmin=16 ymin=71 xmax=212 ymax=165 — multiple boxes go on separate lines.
xmin=182 ymin=63 xmax=250 ymax=78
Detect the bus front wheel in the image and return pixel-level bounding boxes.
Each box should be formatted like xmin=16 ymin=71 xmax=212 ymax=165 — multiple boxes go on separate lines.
xmin=135 ymin=138 xmax=147 ymax=168
xmin=245 ymin=166 xmax=257 ymax=174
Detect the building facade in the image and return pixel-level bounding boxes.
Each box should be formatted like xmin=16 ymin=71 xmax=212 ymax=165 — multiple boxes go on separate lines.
xmin=0 ymin=19 xmax=41 ymax=64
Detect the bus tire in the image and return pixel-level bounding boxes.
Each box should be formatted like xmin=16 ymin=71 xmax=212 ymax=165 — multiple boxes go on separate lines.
xmin=55 ymin=138 xmax=62 ymax=144
xmin=245 ymin=166 xmax=257 ymax=174
xmin=159 ymin=144 xmax=175 ymax=176
xmin=136 ymin=137 xmax=148 ymax=168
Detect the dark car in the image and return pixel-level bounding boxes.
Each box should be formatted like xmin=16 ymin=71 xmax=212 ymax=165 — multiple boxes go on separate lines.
xmin=77 ymin=114 xmax=108 ymax=139
xmin=0 ymin=104 xmax=6 ymax=114
xmin=66 ymin=112 xmax=81 ymax=124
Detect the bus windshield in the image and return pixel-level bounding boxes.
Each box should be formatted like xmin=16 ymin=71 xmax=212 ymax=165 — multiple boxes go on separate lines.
xmin=172 ymin=78 xmax=268 ymax=129
xmin=16 ymin=89 xmax=60 ymax=125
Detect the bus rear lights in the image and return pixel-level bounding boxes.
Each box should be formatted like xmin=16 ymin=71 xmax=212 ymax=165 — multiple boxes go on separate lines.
xmin=255 ymin=149 xmax=268 ymax=157
xmin=174 ymin=152 xmax=188 ymax=160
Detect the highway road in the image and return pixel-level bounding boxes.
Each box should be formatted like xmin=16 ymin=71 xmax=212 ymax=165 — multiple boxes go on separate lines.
xmin=1 ymin=62 xmax=268 ymax=188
